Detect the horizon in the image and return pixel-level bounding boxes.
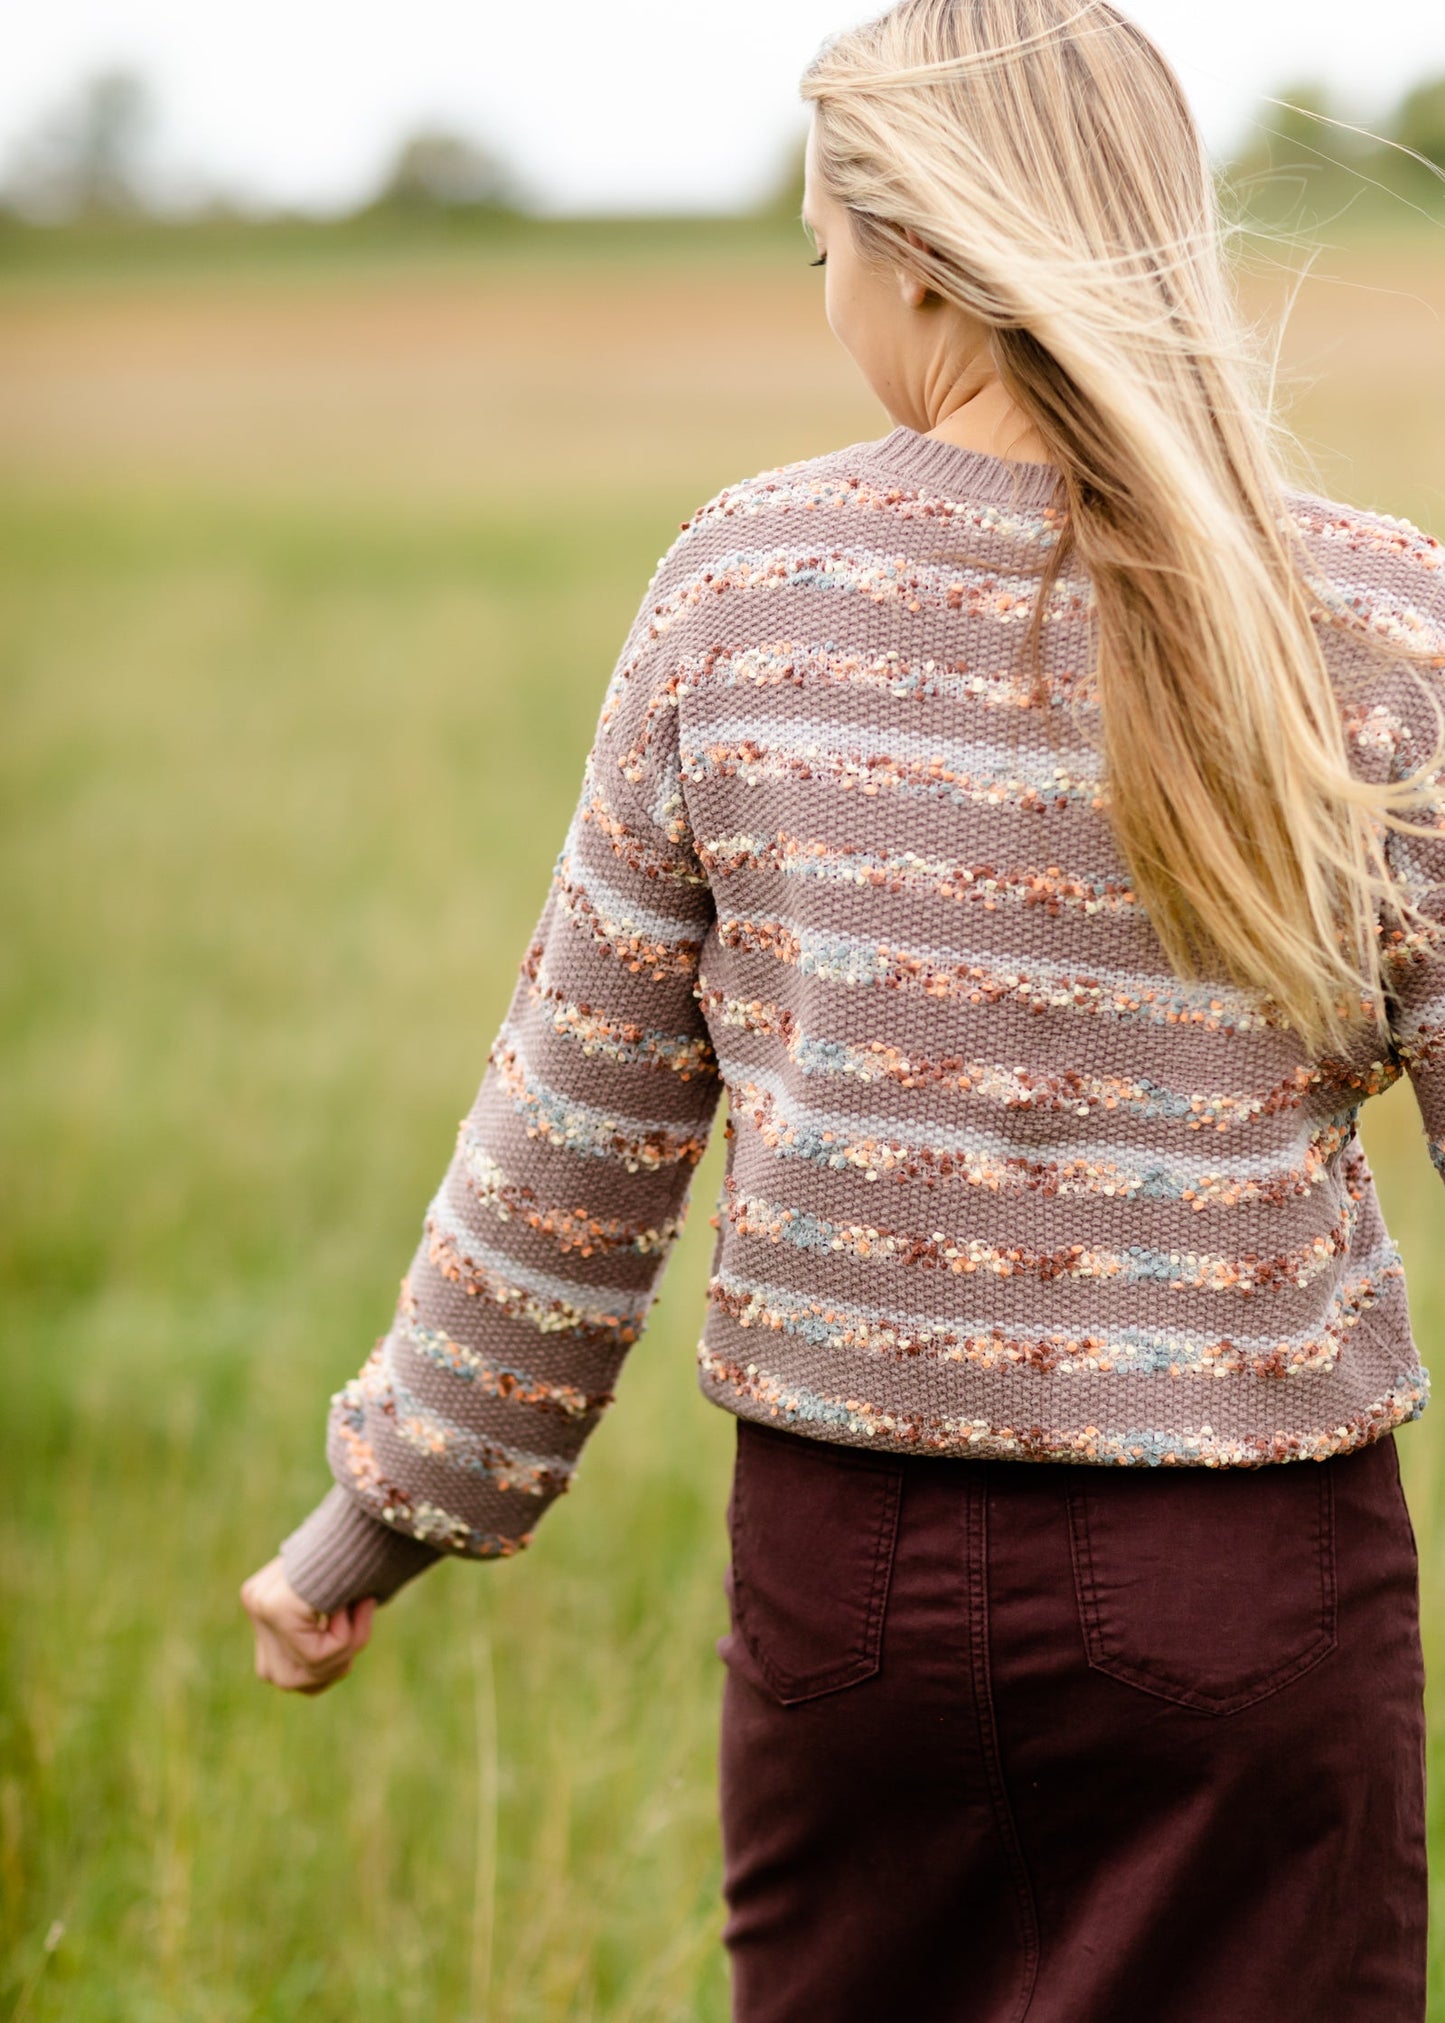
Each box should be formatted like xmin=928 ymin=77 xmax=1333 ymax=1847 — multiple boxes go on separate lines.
xmin=3 ymin=2 xmax=1445 ymax=222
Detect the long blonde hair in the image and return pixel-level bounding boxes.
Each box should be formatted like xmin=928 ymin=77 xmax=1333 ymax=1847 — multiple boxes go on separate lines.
xmin=801 ymin=0 xmax=1445 ymax=1057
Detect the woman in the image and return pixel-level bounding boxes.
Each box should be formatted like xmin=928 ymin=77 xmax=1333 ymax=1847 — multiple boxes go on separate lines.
xmin=242 ymin=2 xmax=1445 ymax=2015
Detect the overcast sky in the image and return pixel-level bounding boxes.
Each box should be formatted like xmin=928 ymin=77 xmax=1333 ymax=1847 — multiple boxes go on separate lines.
xmin=3 ymin=1 xmax=1444 ymax=217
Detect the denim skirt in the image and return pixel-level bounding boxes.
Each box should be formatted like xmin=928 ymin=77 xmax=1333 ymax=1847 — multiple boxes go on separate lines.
xmin=715 ymin=1415 xmax=1427 ymax=2023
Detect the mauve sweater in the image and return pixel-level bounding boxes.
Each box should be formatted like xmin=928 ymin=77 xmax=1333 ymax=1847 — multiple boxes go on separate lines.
xmin=278 ymin=424 xmax=1445 ymax=1615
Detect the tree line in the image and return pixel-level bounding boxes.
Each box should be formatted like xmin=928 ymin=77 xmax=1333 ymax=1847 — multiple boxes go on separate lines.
xmin=0 ymin=70 xmax=531 ymax=226
xmin=3 ymin=65 xmax=1443 ymax=232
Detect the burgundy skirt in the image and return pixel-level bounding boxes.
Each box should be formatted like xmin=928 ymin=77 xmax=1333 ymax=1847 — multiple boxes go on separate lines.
xmin=715 ymin=1415 xmax=1427 ymax=2023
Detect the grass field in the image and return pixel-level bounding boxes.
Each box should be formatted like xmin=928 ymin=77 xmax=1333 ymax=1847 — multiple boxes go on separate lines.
xmin=3 ymin=219 xmax=1445 ymax=2019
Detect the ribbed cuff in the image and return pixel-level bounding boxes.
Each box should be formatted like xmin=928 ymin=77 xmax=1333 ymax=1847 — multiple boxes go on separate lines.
xmin=278 ymin=1483 xmax=446 ymax=1613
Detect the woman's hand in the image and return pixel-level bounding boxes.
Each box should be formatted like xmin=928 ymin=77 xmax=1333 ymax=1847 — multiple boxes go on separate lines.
xmin=240 ymin=1555 xmax=378 ymax=1694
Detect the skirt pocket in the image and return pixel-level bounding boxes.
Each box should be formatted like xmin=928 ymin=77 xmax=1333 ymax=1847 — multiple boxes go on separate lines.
xmin=1066 ymin=1457 xmax=1338 ymax=1717
xmin=725 ymin=1416 xmax=904 ymax=1706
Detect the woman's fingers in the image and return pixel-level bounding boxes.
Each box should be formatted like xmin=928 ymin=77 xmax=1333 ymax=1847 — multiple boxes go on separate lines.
xmin=349 ymin=1596 xmax=378 ymax=1651
xmin=253 ymin=1621 xmax=357 ymax=1692
xmin=241 ymin=1554 xmax=380 ymax=1693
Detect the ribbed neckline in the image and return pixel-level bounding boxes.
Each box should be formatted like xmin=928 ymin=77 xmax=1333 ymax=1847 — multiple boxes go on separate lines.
xmin=849 ymin=423 xmax=1064 ymax=507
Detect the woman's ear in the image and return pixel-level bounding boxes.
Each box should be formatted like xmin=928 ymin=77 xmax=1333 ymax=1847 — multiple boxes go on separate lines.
xmin=896 ymin=223 xmax=936 ymax=309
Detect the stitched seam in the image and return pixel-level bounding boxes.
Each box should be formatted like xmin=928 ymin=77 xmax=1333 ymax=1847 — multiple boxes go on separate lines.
xmin=1320 ymin=1465 xmax=1338 ymax=1639
xmin=972 ymin=1471 xmax=1042 ymax=2020
xmin=859 ymin=1470 xmax=902 ymax=1667
xmin=1065 ymin=1486 xmax=1103 ymax=1662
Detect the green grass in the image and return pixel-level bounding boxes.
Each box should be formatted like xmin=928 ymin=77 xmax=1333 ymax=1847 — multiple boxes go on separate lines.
xmin=0 ymin=209 xmax=816 ymax=299
xmin=3 ymin=238 xmax=1445 ymax=2016
xmin=0 ymin=488 xmax=740 ymax=2020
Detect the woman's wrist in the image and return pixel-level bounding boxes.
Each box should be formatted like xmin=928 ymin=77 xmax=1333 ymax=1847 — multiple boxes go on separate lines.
xmin=278 ymin=1482 xmax=445 ymax=1613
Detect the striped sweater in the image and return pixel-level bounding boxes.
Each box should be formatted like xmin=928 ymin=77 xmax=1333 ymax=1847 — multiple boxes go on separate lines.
xmin=279 ymin=424 xmax=1445 ymax=1614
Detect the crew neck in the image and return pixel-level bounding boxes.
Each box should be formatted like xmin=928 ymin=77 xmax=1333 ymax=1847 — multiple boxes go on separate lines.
xmin=850 ymin=423 xmax=1064 ymax=508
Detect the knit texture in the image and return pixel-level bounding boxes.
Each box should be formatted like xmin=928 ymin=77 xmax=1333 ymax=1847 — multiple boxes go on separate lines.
xmin=278 ymin=424 xmax=1445 ymax=1613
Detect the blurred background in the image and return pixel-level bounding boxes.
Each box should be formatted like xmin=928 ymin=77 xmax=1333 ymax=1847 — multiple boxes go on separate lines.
xmin=3 ymin=3 xmax=1445 ymax=2017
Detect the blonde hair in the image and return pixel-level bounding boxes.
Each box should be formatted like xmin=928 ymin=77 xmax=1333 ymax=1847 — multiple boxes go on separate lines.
xmin=801 ymin=0 xmax=1445 ymax=1056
